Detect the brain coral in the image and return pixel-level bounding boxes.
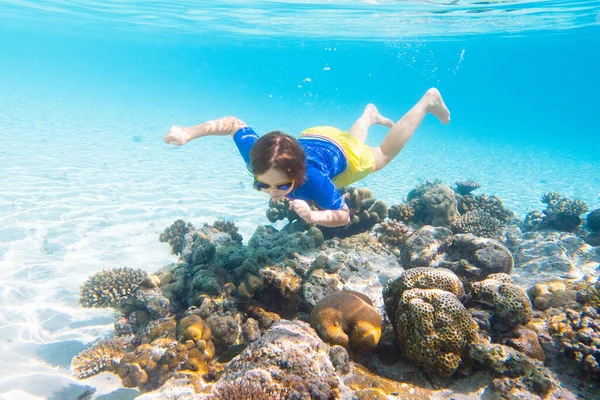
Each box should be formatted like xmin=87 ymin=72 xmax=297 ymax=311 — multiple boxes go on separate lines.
xmin=79 ymin=267 xmax=148 ymax=309
xmin=384 ymin=267 xmax=465 ymax=327
xmin=310 ymin=290 xmax=382 ymax=351
xmin=394 ymin=288 xmax=479 ymax=377
xmin=471 ymin=274 xmax=533 ymax=329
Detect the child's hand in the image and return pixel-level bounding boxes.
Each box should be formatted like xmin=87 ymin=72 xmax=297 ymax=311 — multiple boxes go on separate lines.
xmin=163 ymin=126 xmax=190 ymax=146
xmin=289 ymin=200 xmax=314 ymax=224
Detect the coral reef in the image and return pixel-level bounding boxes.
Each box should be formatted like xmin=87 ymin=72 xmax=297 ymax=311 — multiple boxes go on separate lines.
xmin=159 ymin=219 xmax=194 ymax=255
xmin=470 ymin=342 xmax=569 ymax=399
xmin=390 ymin=288 xmax=480 ymax=377
xmin=388 ymin=202 xmax=415 ymax=223
xmin=418 ymin=182 xmax=460 ymax=226
xmin=383 ymin=267 xmax=465 ymax=327
xmin=527 ymin=278 xmax=578 ymax=311
xmin=209 ymin=377 xmax=291 ymax=399
xmin=471 ymin=274 xmax=533 ymax=330
xmin=524 ymin=192 xmax=589 ymax=233
xmin=454 ymin=180 xmax=481 ymax=195
xmin=451 ymin=209 xmax=505 ymax=241
xmin=71 ymin=338 xmax=128 ymax=379
xmin=548 ymin=306 xmax=600 ymax=379
xmin=217 ymin=320 xmax=342 ymax=398
xmin=375 ymin=219 xmax=410 ymax=250
xmin=320 ymin=187 xmax=388 ymax=239
xmin=310 ymin=290 xmax=382 ymax=351
xmin=457 ymin=193 xmax=515 ymax=224
xmin=79 ymin=267 xmax=148 ymax=310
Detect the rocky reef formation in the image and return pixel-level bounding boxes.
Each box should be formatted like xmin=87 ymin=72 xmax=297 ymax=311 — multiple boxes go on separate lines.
xmin=71 ymin=180 xmax=600 ymax=399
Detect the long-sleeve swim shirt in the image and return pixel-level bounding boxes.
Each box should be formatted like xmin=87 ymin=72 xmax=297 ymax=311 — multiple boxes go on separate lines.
xmin=233 ymin=127 xmax=347 ymax=210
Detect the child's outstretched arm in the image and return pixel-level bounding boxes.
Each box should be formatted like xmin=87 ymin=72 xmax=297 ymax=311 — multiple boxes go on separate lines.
xmin=289 ymin=200 xmax=351 ymax=227
xmin=163 ymin=116 xmax=247 ymax=146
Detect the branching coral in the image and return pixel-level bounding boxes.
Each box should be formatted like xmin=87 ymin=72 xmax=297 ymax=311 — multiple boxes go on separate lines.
xmin=159 ymin=219 xmax=194 ymax=255
xmin=451 ymin=209 xmax=505 ymax=240
xmin=527 ymin=192 xmax=591 ymax=232
xmin=375 ymin=219 xmax=410 ymax=248
xmin=457 ymin=194 xmax=514 ymax=224
xmin=79 ymin=267 xmax=148 ymax=309
xmin=71 ymin=338 xmax=128 ymax=378
xmin=388 ymin=202 xmax=416 ymax=223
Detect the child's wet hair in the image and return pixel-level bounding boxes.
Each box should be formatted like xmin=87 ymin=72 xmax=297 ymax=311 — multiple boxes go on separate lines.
xmin=249 ymin=131 xmax=306 ymax=188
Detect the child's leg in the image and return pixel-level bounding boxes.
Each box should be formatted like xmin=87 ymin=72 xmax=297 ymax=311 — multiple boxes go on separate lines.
xmin=371 ymin=88 xmax=450 ymax=171
xmin=348 ymin=104 xmax=394 ymax=143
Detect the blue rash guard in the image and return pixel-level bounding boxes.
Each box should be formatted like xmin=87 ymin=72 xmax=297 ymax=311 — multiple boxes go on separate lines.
xmin=233 ymin=127 xmax=348 ymax=210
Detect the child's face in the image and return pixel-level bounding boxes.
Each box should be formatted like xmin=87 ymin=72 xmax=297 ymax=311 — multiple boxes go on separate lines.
xmin=255 ymin=168 xmax=295 ymax=201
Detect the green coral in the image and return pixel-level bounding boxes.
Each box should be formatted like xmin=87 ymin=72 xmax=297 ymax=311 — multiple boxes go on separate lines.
xmin=159 ymin=219 xmax=194 ymax=255
xmin=212 ymin=220 xmax=243 ymax=243
xmin=451 ymin=209 xmax=505 ymax=240
xmin=80 ymin=267 xmax=148 ymax=309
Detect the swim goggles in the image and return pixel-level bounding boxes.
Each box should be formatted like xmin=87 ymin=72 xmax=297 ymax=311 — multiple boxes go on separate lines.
xmin=254 ymin=177 xmax=295 ymax=191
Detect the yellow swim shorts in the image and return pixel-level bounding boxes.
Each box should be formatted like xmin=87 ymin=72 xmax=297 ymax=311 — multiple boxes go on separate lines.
xmin=299 ymin=126 xmax=377 ymax=188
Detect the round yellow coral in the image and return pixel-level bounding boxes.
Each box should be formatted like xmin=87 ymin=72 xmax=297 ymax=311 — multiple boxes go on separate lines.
xmin=310 ymin=290 xmax=382 ymax=351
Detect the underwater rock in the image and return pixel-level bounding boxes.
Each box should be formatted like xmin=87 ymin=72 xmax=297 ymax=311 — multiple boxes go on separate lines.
xmin=303 ymin=268 xmax=341 ymax=308
xmin=471 ymin=274 xmax=533 ymax=330
xmin=214 ymin=320 xmax=343 ymax=399
xmin=310 ymin=290 xmax=382 ymax=351
xmin=513 ymin=231 xmax=600 ymax=286
xmin=587 ymin=209 xmax=600 ymax=233
xmin=527 ymin=278 xmax=578 ymax=311
xmin=505 ymin=324 xmax=546 ymax=362
xmin=470 ymin=342 xmax=572 ymax=399
xmin=441 ymin=234 xmax=514 ymax=280
xmin=260 ymin=264 xmax=303 ymax=315
xmin=391 ymin=288 xmax=480 ymax=377
xmin=400 ymin=225 xmax=453 ymax=269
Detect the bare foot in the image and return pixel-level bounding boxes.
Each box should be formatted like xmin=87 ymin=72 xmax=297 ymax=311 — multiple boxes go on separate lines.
xmin=424 ymin=88 xmax=451 ymax=124
xmin=364 ymin=104 xmax=394 ymax=128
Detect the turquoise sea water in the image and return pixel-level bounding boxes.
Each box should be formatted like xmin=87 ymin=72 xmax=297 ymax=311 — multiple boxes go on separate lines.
xmin=1 ymin=1 xmax=600 ymax=399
